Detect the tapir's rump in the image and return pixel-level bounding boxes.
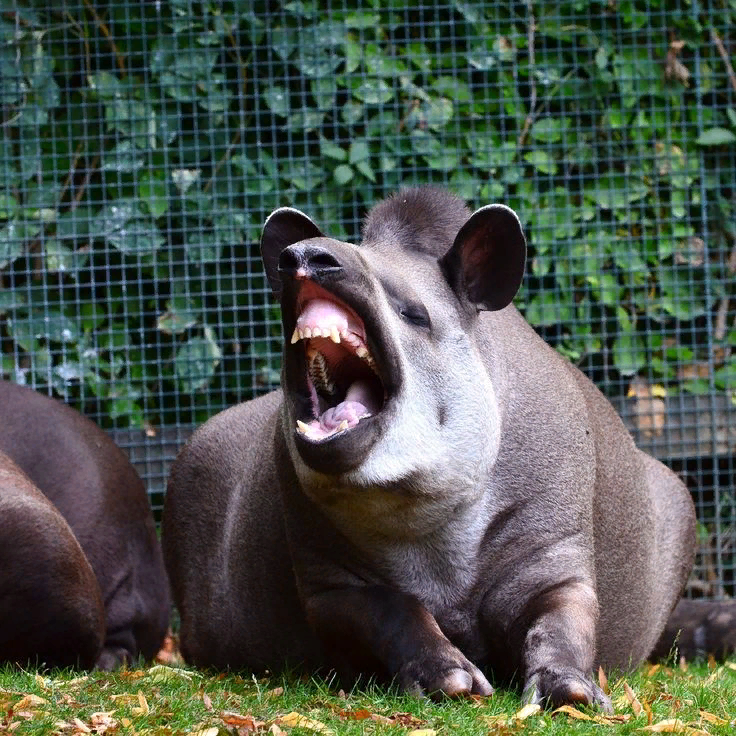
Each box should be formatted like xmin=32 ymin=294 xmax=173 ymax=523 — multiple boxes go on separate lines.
xmin=0 ymin=379 xmax=170 ymax=670
xmin=162 ymin=186 xmax=721 ymax=711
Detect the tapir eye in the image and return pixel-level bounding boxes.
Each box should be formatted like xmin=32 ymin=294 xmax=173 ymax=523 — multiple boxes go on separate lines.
xmin=399 ymin=303 xmax=430 ymax=329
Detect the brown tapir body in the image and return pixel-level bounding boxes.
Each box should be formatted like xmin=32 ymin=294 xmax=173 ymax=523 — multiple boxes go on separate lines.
xmin=0 ymin=380 xmax=170 ymax=669
xmin=0 ymin=450 xmax=105 ymax=669
xmin=163 ymin=187 xmax=706 ymax=710
xmin=650 ymin=599 xmax=736 ymax=662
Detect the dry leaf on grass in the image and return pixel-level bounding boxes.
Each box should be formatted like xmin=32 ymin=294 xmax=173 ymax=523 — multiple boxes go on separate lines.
xmin=277 ymin=712 xmax=334 ymax=734
xmin=552 ymin=705 xmax=594 ymax=721
xmin=386 ymin=712 xmax=425 ymax=727
xmin=337 ymin=708 xmax=422 ymax=726
xmin=265 ymin=687 xmax=284 ymax=698
xmin=698 ymin=709 xmax=729 ymax=726
xmin=624 ymin=681 xmax=644 ymax=716
xmin=189 ymin=728 xmax=220 ymax=736
xmin=88 ymin=712 xmax=118 ymax=734
xmin=513 ymin=703 xmax=541 ymax=720
xmin=220 ymin=711 xmax=264 ymax=731
xmin=132 ymin=690 xmax=150 ymax=716
xmin=406 ymin=730 xmax=437 ymax=736
xmin=552 ymin=705 xmax=629 ymax=726
xmin=338 ymin=708 xmax=372 ymax=721
xmin=638 ymin=718 xmax=710 ymax=734
xmin=598 ymin=665 xmax=609 ymax=694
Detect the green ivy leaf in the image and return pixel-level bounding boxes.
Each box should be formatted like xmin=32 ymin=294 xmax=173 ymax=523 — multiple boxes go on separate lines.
xmin=8 ymin=309 xmax=80 ymax=351
xmin=353 ymin=79 xmax=393 ymax=104
xmin=612 ymin=331 xmax=647 ymax=376
xmin=524 ymin=150 xmax=557 ymax=175
xmin=333 ymin=164 xmax=353 ymax=185
xmin=175 ymin=328 xmax=222 ymax=392
xmin=263 ymin=85 xmax=290 ymax=117
xmin=695 ymin=127 xmax=736 ymax=146
xmin=96 ymin=199 xmax=165 ymax=256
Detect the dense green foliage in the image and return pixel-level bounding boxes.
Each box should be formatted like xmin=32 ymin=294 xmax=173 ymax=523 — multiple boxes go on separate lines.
xmin=0 ymin=0 xmax=734 ymax=427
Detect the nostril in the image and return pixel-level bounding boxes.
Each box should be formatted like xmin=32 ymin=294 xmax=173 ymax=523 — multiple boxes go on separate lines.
xmin=278 ymin=248 xmax=300 ymax=272
xmin=279 ymin=244 xmax=342 ymax=276
xmin=308 ymin=251 xmax=341 ymax=269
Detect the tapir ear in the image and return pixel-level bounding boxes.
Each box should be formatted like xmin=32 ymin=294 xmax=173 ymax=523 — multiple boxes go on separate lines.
xmin=439 ymin=203 xmax=527 ymax=311
xmin=260 ymin=207 xmax=324 ymax=298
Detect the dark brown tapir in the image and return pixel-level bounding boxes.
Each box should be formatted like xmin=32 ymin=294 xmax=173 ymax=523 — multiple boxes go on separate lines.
xmin=162 ymin=187 xmax=729 ymax=710
xmin=0 ymin=380 xmax=170 ymax=670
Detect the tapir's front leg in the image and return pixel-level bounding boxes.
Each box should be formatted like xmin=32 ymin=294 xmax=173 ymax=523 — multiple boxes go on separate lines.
xmin=514 ymin=580 xmax=612 ymax=712
xmin=306 ymin=586 xmax=493 ymax=697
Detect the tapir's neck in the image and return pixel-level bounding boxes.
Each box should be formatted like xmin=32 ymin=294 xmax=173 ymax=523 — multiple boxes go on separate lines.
xmin=306 ymin=475 xmax=495 ymax=610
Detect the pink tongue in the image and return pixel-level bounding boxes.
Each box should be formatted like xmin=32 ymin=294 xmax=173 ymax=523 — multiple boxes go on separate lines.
xmin=318 ymin=380 xmax=377 ymax=432
xmin=296 ymin=298 xmax=361 ymax=337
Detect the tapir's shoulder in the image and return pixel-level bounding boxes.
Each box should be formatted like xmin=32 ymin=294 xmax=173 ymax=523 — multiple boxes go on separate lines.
xmin=173 ymin=390 xmax=283 ymax=483
xmin=196 ymin=390 xmax=283 ymax=438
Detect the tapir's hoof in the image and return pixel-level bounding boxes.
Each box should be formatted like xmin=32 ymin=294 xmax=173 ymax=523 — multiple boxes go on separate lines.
xmin=397 ymin=651 xmax=494 ymax=698
xmin=522 ymin=666 xmax=612 ymax=713
xmin=95 ymin=646 xmax=132 ymax=671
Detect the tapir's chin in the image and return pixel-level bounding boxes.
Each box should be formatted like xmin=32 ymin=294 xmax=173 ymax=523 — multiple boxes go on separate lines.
xmin=281 ymin=279 xmax=395 ymax=475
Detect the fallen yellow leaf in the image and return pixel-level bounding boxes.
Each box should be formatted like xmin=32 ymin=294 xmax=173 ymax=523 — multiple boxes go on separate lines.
xmin=278 ymin=712 xmax=334 ymax=735
xmin=13 ymin=694 xmax=48 ymax=710
xmin=34 ymin=674 xmax=49 ymax=692
xmin=406 ymin=731 xmax=437 ymax=736
xmin=514 ymin=703 xmax=541 ymax=720
xmin=72 ymin=717 xmax=91 ymax=733
xmin=624 ymin=681 xmax=643 ymax=716
xmin=699 ymin=709 xmax=728 ymax=725
xmin=552 ymin=705 xmax=594 ymax=721
xmin=638 ymin=718 xmax=711 ymax=733
xmin=598 ymin=665 xmax=609 ymax=693
xmin=189 ymin=729 xmax=219 ymax=736
xmin=481 ymin=714 xmax=509 ymax=726
xmin=131 ymin=691 xmax=149 ymax=717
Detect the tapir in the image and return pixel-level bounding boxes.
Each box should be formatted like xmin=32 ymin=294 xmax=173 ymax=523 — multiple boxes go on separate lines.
xmin=0 ymin=450 xmax=105 ymax=669
xmin=0 ymin=380 xmax=170 ymax=670
xmin=163 ymin=186 xmax=700 ymax=710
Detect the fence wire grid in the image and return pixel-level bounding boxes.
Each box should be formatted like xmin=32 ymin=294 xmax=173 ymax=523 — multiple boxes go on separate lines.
xmin=0 ymin=0 xmax=734 ymax=598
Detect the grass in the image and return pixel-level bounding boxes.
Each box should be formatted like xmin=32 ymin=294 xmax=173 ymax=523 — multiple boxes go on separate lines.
xmin=0 ymin=657 xmax=734 ymax=735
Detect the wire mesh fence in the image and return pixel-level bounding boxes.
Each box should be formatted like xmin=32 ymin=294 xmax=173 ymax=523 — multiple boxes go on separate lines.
xmin=0 ymin=0 xmax=734 ymax=597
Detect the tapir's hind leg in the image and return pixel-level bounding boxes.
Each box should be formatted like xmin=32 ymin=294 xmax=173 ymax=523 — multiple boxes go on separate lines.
xmin=641 ymin=451 xmax=696 ymax=653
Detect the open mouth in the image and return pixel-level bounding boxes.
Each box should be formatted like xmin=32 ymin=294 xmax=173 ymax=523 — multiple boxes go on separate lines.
xmin=290 ymin=284 xmax=386 ymax=442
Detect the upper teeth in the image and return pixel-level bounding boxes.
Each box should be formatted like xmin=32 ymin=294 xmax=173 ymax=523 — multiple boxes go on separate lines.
xmin=291 ymin=326 xmax=349 ymax=346
xmin=291 ymin=325 xmax=376 ymax=369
